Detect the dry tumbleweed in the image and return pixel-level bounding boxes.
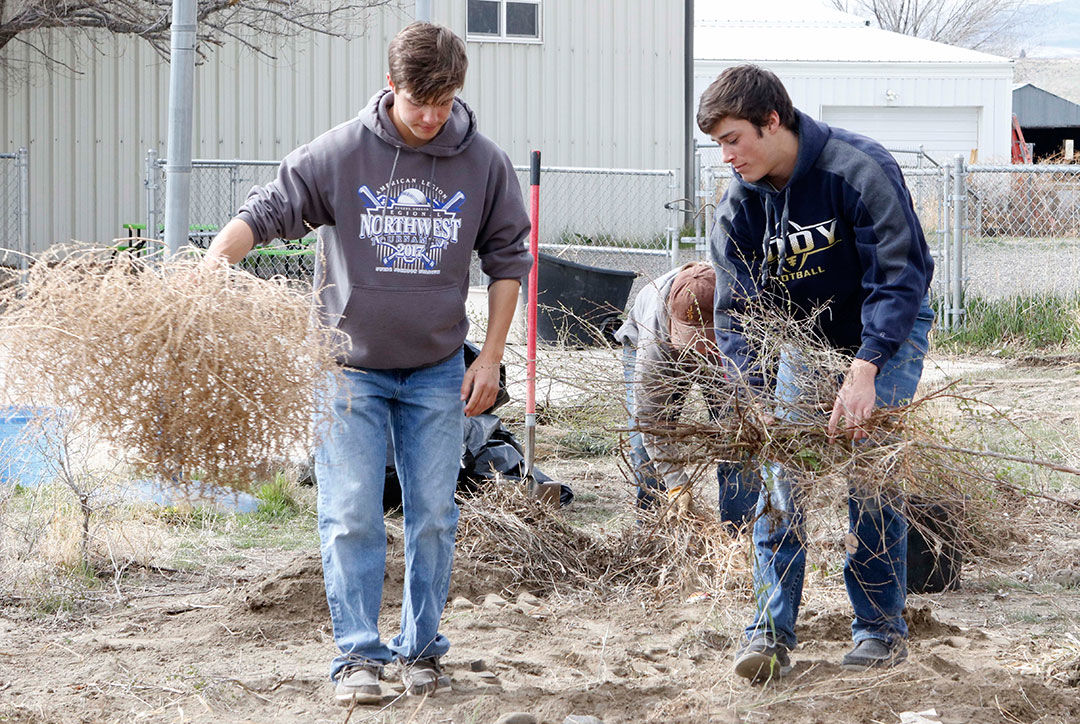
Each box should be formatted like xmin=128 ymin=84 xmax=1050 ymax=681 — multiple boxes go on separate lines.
xmin=0 ymin=246 xmax=345 ymax=493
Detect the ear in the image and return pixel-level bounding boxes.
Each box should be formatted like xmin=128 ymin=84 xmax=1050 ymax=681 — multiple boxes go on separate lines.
xmin=386 ymin=73 xmax=394 ymax=90
xmin=765 ymin=110 xmax=781 ymax=134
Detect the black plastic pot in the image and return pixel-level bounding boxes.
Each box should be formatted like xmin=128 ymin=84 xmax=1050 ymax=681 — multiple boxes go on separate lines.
xmin=906 ymin=496 xmax=964 ymax=593
xmin=532 ymin=252 xmax=637 ymax=348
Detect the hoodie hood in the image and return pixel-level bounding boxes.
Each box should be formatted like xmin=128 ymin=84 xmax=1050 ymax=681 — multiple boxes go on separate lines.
xmin=359 ymin=87 xmax=477 ymax=158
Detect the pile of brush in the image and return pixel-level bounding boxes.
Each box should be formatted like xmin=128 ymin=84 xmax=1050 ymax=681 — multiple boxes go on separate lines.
xmin=0 ymin=245 xmax=345 ymax=493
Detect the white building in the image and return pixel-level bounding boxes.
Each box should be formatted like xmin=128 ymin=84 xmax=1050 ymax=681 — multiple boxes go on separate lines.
xmin=0 ymin=1 xmax=686 ymax=251
xmin=695 ymin=2 xmax=1014 ymax=166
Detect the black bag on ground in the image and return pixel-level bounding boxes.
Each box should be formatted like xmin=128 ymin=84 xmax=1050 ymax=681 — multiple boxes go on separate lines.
xmin=382 ymin=413 xmax=573 ymax=511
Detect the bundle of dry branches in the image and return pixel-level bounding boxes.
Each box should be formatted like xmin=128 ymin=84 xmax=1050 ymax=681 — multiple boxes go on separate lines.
xmin=0 ymin=246 xmax=345 ymax=493
xmin=457 ymin=481 xmax=749 ymax=599
xmin=624 ymin=295 xmax=1080 ymax=561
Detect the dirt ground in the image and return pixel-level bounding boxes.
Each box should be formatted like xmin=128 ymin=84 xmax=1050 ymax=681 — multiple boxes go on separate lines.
xmin=1 ymin=354 xmax=1079 ymax=724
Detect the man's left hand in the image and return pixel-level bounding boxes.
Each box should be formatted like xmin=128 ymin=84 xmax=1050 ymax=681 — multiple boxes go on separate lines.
xmin=461 ymin=356 xmax=501 ymax=417
xmin=827 ymin=358 xmax=879 ymax=442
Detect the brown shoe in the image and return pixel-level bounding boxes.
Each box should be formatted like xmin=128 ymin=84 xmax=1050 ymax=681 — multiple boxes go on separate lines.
xmin=841 ymin=638 xmax=908 ymax=669
xmin=401 ymin=657 xmax=451 ymax=696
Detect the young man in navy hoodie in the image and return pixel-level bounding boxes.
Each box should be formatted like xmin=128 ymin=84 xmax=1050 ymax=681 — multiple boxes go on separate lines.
xmin=699 ymin=65 xmax=935 ymax=681
xmin=201 ymin=23 xmax=531 ymax=703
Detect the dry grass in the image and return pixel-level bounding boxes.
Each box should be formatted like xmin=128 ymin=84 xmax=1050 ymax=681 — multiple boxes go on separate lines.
xmin=0 ymin=245 xmax=346 ymax=494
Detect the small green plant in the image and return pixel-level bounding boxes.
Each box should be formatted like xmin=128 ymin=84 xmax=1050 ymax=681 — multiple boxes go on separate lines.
xmin=251 ymin=472 xmax=301 ymax=521
xmin=32 ymin=590 xmax=74 ymax=616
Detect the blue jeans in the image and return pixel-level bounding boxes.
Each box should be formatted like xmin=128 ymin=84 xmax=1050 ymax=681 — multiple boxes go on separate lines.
xmin=747 ymin=298 xmax=933 ymax=648
xmin=315 ymin=349 xmax=465 ymax=679
xmin=622 ymin=344 xmax=758 ymax=528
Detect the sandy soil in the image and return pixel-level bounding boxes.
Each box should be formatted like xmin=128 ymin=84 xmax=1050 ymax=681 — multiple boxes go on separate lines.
xmin=1 ymin=355 xmax=1079 ymax=724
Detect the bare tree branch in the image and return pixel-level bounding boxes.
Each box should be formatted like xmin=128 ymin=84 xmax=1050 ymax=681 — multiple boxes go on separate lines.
xmin=0 ymin=0 xmax=402 ymax=72
xmin=830 ymin=0 xmax=1032 ymax=54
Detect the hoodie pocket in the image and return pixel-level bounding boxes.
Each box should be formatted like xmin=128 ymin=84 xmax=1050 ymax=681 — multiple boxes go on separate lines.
xmin=337 ymin=282 xmax=468 ymax=368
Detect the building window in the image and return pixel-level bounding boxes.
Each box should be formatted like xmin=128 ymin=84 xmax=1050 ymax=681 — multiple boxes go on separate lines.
xmin=467 ymin=0 xmax=541 ymax=42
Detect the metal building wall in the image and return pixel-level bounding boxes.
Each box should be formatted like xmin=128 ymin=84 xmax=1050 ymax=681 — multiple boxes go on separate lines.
xmin=695 ymin=60 xmax=1013 ymax=163
xmin=0 ymin=1 xmax=684 ymax=250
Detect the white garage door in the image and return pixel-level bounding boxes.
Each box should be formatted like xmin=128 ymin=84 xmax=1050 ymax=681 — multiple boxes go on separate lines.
xmin=821 ymin=106 xmax=980 ymax=165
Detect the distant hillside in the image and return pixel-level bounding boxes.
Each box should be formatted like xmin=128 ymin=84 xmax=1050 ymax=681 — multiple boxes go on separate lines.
xmin=1014 ymin=58 xmax=1080 ymax=105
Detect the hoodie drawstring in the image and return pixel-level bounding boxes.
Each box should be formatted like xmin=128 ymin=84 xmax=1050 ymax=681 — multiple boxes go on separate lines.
xmin=426 ymin=155 xmax=437 ymax=254
xmin=380 ymin=147 xmax=402 ymax=238
xmin=760 ymin=187 xmax=791 ymax=290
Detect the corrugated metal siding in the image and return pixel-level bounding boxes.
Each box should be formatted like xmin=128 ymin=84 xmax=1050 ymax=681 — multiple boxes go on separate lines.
xmin=1014 ymin=84 xmax=1080 ymax=129
xmin=695 ymin=60 xmax=1012 ymax=164
xmin=1 ymin=1 xmax=684 ymax=250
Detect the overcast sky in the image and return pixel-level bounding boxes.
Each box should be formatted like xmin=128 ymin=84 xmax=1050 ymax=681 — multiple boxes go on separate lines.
xmin=1020 ymin=0 xmax=1080 ymax=57
xmin=789 ymin=0 xmax=1080 ymax=58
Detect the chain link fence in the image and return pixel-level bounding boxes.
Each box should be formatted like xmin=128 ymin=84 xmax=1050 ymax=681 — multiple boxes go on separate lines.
xmin=138 ymin=154 xmax=312 ymax=281
xmin=0 ymin=149 xmax=30 ymax=281
xmin=963 ymin=165 xmax=1080 ymax=302
xmin=141 ymin=153 xmax=681 ymax=293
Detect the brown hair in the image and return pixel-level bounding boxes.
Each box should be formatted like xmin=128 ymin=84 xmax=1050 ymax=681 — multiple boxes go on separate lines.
xmin=696 ymin=64 xmax=796 ymax=135
xmin=388 ymin=22 xmax=468 ymax=103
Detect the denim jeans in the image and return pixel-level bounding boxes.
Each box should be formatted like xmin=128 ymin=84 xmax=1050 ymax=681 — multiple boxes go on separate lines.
xmin=622 ymin=344 xmax=758 ymax=528
xmin=747 ymin=297 xmax=934 ymax=648
xmin=315 ymin=349 xmax=465 ymax=680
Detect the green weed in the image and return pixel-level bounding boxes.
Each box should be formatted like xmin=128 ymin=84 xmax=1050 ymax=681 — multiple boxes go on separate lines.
xmin=934 ymin=293 xmax=1080 ymax=352
xmin=250 ymin=472 xmax=301 ymax=521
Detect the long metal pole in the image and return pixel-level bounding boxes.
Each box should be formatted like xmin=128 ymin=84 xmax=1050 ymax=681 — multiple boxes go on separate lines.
xmin=16 ymin=147 xmax=29 ymax=279
xmin=524 ymin=150 xmax=540 ymax=494
xmin=416 ymin=0 xmax=431 ymax=21
xmin=951 ymin=155 xmax=965 ymax=330
xmin=683 ymin=0 xmax=694 ymax=231
xmin=164 ymin=0 xmax=197 ymax=257
xmin=669 ymin=171 xmax=679 ymax=269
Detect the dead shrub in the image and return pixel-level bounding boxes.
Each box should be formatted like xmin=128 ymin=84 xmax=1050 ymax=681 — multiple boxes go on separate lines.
xmin=0 ymin=245 xmax=346 ymax=494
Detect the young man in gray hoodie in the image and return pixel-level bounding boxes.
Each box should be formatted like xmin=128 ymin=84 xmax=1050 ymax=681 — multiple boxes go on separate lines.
xmin=201 ymin=23 xmax=532 ymax=703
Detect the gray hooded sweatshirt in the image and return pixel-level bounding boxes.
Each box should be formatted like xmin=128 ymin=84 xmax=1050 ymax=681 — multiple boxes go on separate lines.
xmin=237 ymin=89 xmax=532 ymax=369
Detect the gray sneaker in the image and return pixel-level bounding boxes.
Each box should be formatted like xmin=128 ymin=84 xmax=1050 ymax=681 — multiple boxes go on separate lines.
xmin=401 ymin=657 xmax=451 ymax=697
xmin=334 ymin=663 xmax=383 ymax=704
xmin=841 ymin=638 xmax=908 ymax=669
xmin=733 ymin=634 xmax=792 ymax=682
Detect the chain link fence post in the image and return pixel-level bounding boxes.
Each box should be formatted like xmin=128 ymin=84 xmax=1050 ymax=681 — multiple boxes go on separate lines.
xmin=668 ymin=169 xmax=679 ymax=270
xmin=940 ymin=161 xmax=952 ymax=330
xmin=229 ymin=163 xmax=240 ymax=219
xmin=16 ymin=147 xmax=29 ymax=285
xmin=950 ymin=155 xmax=966 ymax=331
xmin=145 ymin=149 xmax=160 ymax=251
xmin=702 ymin=156 xmax=714 ymax=261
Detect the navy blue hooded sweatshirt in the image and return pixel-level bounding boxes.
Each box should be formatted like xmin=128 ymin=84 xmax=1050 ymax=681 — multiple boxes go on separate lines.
xmin=711 ymin=109 xmax=934 ymax=373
